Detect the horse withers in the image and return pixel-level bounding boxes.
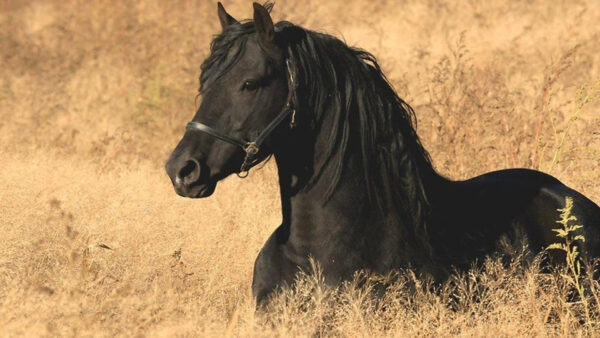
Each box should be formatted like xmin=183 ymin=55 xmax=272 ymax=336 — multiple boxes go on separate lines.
xmin=165 ymin=2 xmax=600 ymax=304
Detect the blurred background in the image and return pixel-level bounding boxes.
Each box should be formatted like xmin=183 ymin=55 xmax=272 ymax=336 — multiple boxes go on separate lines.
xmin=0 ymin=0 xmax=599 ymax=335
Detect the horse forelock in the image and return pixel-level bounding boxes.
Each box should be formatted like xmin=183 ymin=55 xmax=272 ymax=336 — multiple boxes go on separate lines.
xmin=199 ymin=2 xmax=275 ymax=93
xmin=199 ymin=22 xmax=252 ymax=93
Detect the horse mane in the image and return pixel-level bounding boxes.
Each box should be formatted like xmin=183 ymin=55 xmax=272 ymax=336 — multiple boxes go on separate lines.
xmin=198 ymin=8 xmax=438 ymax=245
xmin=279 ymin=24 xmax=436 ymax=243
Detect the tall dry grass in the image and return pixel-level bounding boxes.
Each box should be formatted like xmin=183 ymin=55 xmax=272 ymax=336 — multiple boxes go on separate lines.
xmin=1 ymin=0 xmax=600 ymax=336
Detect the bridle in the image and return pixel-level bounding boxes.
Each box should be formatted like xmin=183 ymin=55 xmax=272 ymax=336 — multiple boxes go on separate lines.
xmin=185 ymin=58 xmax=297 ymax=178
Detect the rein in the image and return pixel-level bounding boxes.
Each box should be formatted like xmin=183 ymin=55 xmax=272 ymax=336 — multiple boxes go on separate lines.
xmin=185 ymin=58 xmax=297 ymax=177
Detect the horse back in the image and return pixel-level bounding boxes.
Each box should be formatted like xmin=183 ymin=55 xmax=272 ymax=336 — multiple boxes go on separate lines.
xmin=429 ymin=168 xmax=600 ymax=265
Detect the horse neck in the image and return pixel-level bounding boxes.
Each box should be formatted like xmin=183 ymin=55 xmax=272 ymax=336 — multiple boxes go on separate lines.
xmin=271 ymin=101 xmax=449 ymax=269
xmin=273 ymin=140 xmax=379 ymax=261
xmin=274 ymin=113 xmax=421 ymax=250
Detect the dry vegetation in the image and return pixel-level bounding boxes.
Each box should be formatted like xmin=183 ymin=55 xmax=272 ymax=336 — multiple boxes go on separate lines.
xmin=1 ymin=0 xmax=600 ymax=336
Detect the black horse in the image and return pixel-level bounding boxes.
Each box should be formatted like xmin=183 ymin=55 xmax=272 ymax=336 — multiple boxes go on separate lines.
xmin=165 ymin=2 xmax=600 ymax=303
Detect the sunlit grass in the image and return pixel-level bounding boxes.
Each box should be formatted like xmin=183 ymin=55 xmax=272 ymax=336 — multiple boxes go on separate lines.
xmin=1 ymin=0 xmax=599 ymax=336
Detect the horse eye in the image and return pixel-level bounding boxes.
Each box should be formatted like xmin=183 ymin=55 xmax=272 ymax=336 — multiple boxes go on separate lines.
xmin=242 ymin=80 xmax=259 ymax=91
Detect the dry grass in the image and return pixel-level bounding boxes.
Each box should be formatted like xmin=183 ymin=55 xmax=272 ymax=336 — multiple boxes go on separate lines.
xmin=1 ymin=0 xmax=600 ymax=336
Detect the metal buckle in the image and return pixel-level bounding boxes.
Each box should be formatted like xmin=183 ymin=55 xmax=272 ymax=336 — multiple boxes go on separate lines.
xmin=290 ymin=108 xmax=296 ymax=129
xmin=238 ymin=142 xmax=260 ymax=178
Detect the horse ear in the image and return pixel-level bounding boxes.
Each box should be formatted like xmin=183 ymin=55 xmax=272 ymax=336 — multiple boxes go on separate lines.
xmin=253 ymin=2 xmax=276 ymax=49
xmin=217 ymin=2 xmax=238 ymax=31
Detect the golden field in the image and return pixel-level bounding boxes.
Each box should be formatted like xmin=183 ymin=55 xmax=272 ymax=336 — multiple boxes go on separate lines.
xmin=1 ymin=0 xmax=600 ymax=336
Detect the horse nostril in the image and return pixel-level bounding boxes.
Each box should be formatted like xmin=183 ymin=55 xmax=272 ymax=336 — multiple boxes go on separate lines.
xmin=177 ymin=159 xmax=202 ymax=185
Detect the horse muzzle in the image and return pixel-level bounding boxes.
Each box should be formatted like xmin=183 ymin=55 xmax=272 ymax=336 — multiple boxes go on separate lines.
xmin=168 ymin=157 xmax=217 ymax=198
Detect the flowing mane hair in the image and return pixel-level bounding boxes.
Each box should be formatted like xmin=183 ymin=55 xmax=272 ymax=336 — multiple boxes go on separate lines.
xmin=198 ymin=9 xmax=438 ymax=245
